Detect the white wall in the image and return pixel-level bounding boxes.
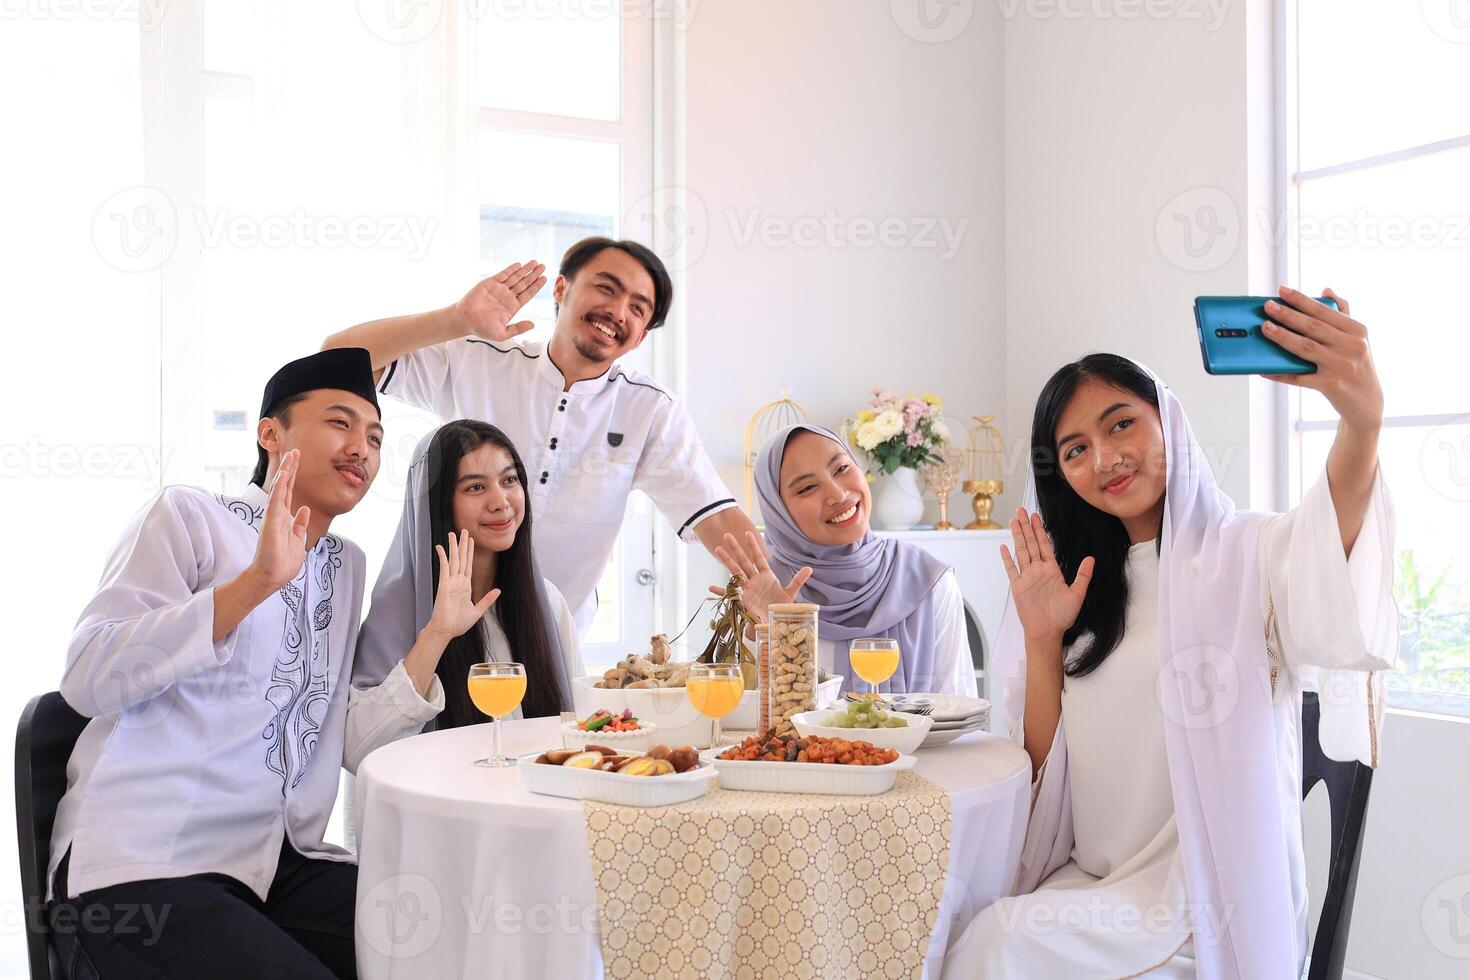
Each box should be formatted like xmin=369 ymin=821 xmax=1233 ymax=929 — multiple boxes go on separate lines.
xmin=676 ymin=0 xmax=1007 ymax=613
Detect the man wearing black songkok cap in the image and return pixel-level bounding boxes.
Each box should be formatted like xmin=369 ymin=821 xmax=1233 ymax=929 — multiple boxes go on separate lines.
xmin=45 ymin=348 xmax=446 ymax=978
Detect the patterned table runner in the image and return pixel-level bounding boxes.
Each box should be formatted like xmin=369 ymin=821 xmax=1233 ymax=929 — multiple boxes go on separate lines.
xmin=582 ymin=770 xmax=952 ymax=979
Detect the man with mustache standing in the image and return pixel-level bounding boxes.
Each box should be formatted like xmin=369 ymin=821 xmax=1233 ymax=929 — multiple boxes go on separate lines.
xmin=324 ymin=237 xmax=761 ymax=635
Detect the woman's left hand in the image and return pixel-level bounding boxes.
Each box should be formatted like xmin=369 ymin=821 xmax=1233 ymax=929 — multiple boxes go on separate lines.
xmin=1261 ymin=286 xmax=1383 ymax=430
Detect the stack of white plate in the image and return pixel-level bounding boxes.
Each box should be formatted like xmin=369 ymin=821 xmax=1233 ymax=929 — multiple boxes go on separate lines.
xmin=887 ymin=694 xmax=991 ymax=748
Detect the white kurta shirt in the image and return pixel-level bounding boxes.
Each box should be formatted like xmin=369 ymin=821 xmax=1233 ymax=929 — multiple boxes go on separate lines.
xmin=48 ymin=483 xmax=443 ymax=902
xmin=944 ymin=471 xmax=1395 ymax=979
xmin=378 ymin=338 xmax=738 ymax=633
xmin=814 ymin=570 xmax=979 ymax=697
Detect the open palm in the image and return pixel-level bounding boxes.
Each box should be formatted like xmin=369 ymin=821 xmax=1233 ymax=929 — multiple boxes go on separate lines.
xmin=999 ymin=507 xmax=1094 ymax=642
xmin=709 ymin=531 xmax=813 ymax=623
xmin=427 ymin=530 xmax=501 ymax=638
xmin=454 ymin=261 xmax=547 ymax=342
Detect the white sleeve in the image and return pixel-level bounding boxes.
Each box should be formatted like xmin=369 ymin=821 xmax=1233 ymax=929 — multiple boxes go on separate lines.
xmin=376 ymin=340 xmax=463 ymax=419
xmin=342 ymin=660 xmax=444 ymax=774
xmin=545 ymin=579 xmax=585 ymax=681
xmin=633 ymin=397 xmax=737 ymax=540
xmin=61 ymin=488 xmax=240 ymax=717
xmin=1261 ymin=466 xmax=1397 ymax=674
xmin=928 ymin=570 xmax=978 ymax=696
xmin=1261 ymin=466 xmax=1398 ymax=766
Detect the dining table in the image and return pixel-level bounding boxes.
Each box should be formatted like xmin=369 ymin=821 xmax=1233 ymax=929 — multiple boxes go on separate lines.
xmin=353 ymin=716 xmax=1030 ymax=979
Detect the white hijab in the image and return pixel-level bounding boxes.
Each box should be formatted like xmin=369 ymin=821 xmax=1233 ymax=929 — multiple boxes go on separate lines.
xmin=992 ymin=361 xmax=1298 ymax=979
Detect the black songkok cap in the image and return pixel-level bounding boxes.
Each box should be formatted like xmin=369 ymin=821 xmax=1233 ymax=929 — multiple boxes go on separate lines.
xmin=260 ymin=348 xmax=381 ymax=420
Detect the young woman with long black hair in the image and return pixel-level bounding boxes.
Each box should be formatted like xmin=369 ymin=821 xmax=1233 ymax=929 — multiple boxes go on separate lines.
xmin=946 ymin=289 xmax=1398 ymax=978
xmin=351 ymin=419 xmax=580 ymax=734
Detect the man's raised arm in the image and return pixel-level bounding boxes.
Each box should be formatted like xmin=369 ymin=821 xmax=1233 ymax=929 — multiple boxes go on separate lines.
xmin=322 ymin=261 xmax=548 ymax=379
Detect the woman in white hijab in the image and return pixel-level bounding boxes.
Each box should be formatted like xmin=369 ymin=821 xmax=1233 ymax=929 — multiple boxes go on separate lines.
xmin=352 ymin=420 xmax=582 ymax=731
xmin=944 ymin=289 xmax=1397 ymax=979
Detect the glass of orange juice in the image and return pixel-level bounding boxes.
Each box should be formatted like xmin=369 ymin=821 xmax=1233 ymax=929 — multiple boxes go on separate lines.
xmin=849 ymin=638 xmax=900 ymax=696
xmin=468 ymin=662 xmax=527 ymax=768
xmin=686 ymin=663 xmax=744 ymax=749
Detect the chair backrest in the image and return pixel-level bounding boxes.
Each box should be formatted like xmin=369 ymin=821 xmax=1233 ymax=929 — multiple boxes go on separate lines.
xmin=14 ymin=692 xmax=90 ymax=980
xmin=1301 ymin=690 xmax=1375 ymax=980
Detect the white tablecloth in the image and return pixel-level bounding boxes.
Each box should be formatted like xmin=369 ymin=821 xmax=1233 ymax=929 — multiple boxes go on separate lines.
xmin=353 ymin=717 xmax=1029 ymax=979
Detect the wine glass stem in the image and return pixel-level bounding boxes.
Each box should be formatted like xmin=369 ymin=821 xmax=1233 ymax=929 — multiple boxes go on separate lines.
xmin=712 ymin=716 xmax=721 ymax=749
xmin=492 ymin=715 xmax=503 ymax=765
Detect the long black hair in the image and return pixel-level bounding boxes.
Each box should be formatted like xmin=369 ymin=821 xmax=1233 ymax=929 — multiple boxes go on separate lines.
xmin=424 ymin=420 xmax=570 ymax=724
xmin=1031 ymin=353 xmax=1162 ymax=677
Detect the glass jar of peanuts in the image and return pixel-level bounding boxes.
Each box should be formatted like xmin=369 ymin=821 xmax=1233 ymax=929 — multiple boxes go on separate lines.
xmin=765 ymin=603 xmax=818 ymax=737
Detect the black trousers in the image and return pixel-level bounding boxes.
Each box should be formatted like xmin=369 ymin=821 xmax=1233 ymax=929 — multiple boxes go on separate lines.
xmin=50 ymin=838 xmax=357 ymax=979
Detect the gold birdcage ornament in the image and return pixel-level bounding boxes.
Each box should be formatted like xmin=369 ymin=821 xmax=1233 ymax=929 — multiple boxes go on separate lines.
xmin=919 ymin=442 xmax=966 ymax=531
xmin=963 ymin=416 xmax=1005 ymax=529
xmin=743 ymin=392 xmax=812 ymax=525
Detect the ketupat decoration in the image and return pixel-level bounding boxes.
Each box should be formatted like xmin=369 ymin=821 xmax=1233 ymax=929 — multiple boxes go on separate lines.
xmin=698 ymin=574 xmax=760 ymax=690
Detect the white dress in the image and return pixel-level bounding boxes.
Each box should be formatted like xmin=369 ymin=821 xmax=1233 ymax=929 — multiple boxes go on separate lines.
xmin=815 ymin=570 xmax=979 ymax=697
xmin=943 ymin=472 xmax=1395 ymax=979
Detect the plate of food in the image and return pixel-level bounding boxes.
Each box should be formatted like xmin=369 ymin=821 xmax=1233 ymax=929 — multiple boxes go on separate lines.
xmin=701 ymin=733 xmax=917 ymax=796
xmin=561 ymin=708 xmax=659 ymax=753
xmin=519 ymin=744 xmax=715 ymax=808
xmin=790 ymin=701 xmax=933 ymax=755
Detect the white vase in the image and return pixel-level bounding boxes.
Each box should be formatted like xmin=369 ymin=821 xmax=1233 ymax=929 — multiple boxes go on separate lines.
xmin=871 ymin=466 xmax=925 ymax=531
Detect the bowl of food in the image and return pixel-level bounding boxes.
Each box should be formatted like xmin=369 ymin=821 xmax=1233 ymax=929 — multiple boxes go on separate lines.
xmin=520 ymin=744 xmax=714 ymax=807
xmin=561 ymin=709 xmax=659 ymax=753
xmin=790 ymin=700 xmax=933 ymax=755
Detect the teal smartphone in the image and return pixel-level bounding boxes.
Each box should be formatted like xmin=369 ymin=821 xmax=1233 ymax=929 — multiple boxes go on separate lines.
xmin=1194 ymin=295 xmax=1338 ymax=375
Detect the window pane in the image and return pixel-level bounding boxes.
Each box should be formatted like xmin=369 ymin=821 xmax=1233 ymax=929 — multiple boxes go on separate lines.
xmin=477 ymin=5 xmax=620 ymax=120
xmin=1299 ymin=424 xmax=1470 ymax=706
xmin=477 ymin=130 xmax=620 ymax=338
xmin=1297 ymin=0 xmax=1470 ymax=171
xmin=1294 ymin=145 xmax=1470 ymax=421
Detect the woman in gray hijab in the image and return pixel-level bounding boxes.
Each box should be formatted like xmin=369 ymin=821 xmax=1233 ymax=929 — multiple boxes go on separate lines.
xmin=713 ymin=423 xmax=976 ymax=696
xmin=352 ymin=419 xmax=581 ymax=730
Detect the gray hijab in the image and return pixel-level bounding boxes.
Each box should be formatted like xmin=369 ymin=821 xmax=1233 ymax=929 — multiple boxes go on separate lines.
xmin=755 ymin=424 xmax=951 ymax=693
xmin=352 ymin=425 xmax=571 ymax=728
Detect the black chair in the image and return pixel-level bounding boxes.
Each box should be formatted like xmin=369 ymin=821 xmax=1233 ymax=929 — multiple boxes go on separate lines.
xmin=1302 ymin=690 xmax=1375 ymax=980
xmin=15 ymin=692 xmax=90 ymax=980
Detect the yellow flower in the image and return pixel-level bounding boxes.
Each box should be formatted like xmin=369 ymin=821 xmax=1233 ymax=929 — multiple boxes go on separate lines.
xmin=856 ymin=409 xmax=877 ymax=423
xmin=922 ymin=394 xmax=942 ymax=407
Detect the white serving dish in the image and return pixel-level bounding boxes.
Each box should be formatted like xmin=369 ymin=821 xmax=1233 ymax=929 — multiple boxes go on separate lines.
xmin=725 ymin=672 xmax=845 ymax=730
xmin=789 ymin=710 xmax=933 ymax=755
xmin=918 ymin=724 xmax=987 ymax=748
xmin=560 ymin=720 xmax=659 ymax=754
xmin=699 ymin=747 xmax=916 ymax=796
xmin=517 ymin=752 xmax=717 ymax=807
xmin=571 ymin=676 xmax=714 ymax=747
